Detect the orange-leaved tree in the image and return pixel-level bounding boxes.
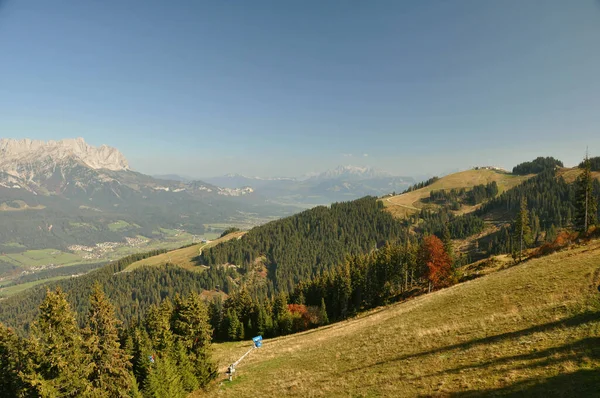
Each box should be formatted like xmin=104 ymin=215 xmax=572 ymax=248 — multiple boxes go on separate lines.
xmin=418 ymin=235 xmax=452 ymax=292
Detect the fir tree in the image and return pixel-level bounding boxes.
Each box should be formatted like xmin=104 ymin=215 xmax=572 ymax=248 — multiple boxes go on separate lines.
xmin=25 ymin=288 xmax=92 ymax=397
xmin=145 ymin=300 xmax=174 ymax=351
xmin=84 ymin=283 xmax=137 ymax=397
xmin=319 ymin=298 xmax=329 ymax=325
xmin=513 ymin=197 xmax=533 ymax=262
xmin=225 ymin=309 xmax=242 ymax=341
xmin=0 ymin=323 xmax=30 ymax=396
xmin=171 ymin=293 xmax=216 ymax=387
xmin=575 ymin=152 xmax=599 ymax=232
xmin=142 ymin=354 xmax=186 ymax=398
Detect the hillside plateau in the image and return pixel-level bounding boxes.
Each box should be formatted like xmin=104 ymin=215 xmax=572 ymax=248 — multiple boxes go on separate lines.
xmin=382 ymin=168 xmax=531 ymax=219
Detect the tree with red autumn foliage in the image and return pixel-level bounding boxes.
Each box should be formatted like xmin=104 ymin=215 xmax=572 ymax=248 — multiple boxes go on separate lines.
xmin=418 ymin=235 xmax=452 ymax=292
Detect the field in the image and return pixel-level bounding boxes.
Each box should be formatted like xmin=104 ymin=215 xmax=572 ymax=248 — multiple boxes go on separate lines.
xmin=0 ymin=230 xmax=223 ymax=297
xmin=382 ymin=169 xmax=530 ymax=218
xmin=124 ymin=231 xmax=246 ymax=272
xmin=557 ymin=167 xmax=600 ymax=184
xmin=196 ymin=239 xmax=600 ymax=397
xmin=108 ymin=220 xmax=132 ymax=231
xmin=0 ymin=276 xmax=70 ymax=297
xmin=0 ymin=249 xmax=82 ymax=268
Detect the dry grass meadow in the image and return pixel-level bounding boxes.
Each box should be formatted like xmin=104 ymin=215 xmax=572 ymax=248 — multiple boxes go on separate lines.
xmin=194 ymin=239 xmax=600 ymax=397
xmin=124 ymin=231 xmax=246 ymax=272
xmin=382 ymin=169 xmax=531 ymax=219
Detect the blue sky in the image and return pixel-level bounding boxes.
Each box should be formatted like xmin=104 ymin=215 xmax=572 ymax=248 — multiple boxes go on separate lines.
xmin=1 ymin=0 xmax=599 ymax=178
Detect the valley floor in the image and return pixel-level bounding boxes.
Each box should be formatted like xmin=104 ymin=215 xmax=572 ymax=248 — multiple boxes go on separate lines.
xmin=195 ymin=240 xmax=600 ymax=397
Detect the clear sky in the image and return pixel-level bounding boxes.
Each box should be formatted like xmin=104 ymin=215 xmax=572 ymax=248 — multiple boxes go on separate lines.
xmin=1 ymin=0 xmax=599 ymax=178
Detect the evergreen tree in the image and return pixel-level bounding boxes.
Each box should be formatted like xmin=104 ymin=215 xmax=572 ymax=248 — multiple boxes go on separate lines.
xmin=129 ymin=328 xmax=154 ymax=390
xmin=442 ymin=223 xmax=454 ymax=263
xmin=319 ymin=298 xmax=329 ymax=326
xmin=145 ymin=300 xmax=174 ymax=351
xmin=225 ymin=309 xmax=242 ymax=341
xmin=171 ymin=293 xmax=216 ymax=387
xmin=142 ymin=354 xmax=186 ymax=398
xmin=84 ymin=283 xmax=137 ymax=397
xmin=513 ymin=197 xmax=533 ymax=262
xmin=172 ymin=340 xmax=199 ymax=392
xmin=575 ymin=153 xmax=599 ymax=232
xmin=0 ymin=323 xmax=31 ymax=396
xmin=25 ymin=288 xmax=92 ymax=397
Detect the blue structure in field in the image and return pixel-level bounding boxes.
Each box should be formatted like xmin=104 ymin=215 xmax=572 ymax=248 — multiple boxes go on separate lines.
xmin=227 ymin=335 xmax=263 ymax=381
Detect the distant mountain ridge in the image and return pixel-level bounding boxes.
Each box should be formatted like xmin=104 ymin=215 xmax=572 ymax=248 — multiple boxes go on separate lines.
xmin=306 ymin=165 xmax=393 ymax=181
xmin=205 ymin=165 xmax=414 ymax=205
xmin=0 ymin=137 xmax=129 ymax=172
xmin=0 ymin=138 xmax=294 ymax=281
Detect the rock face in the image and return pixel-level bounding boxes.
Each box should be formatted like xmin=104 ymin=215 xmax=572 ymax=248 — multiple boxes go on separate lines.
xmin=0 ymin=137 xmax=129 ymax=172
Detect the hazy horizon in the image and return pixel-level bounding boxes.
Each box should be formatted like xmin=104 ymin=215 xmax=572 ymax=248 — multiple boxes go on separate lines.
xmin=1 ymin=1 xmax=599 ymax=177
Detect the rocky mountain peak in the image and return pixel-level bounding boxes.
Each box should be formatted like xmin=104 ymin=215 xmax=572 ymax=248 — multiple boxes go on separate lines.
xmin=0 ymin=137 xmax=129 ymax=171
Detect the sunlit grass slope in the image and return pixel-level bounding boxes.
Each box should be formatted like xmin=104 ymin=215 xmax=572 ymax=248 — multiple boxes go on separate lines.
xmin=383 ymin=169 xmax=530 ymax=218
xmin=196 ymin=240 xmax=600 ymax=397
xmin=124 ymin=231 xmax=246 ymax=272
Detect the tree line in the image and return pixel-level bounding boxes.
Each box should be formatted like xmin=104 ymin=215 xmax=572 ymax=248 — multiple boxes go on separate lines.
xmin=206 ymin=234 xmax=455 ymax=342
xmin=512 ymin=156 xmax=563 ymax=175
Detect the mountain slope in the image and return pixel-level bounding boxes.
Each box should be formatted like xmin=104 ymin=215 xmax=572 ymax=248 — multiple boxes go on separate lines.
xmin=383 ymin=169 xmax=531 ymax=218
xmin=0 ymin=137 xmax=294 ymax=282
xmin=197 ymin=239 xmax=600 ymax=397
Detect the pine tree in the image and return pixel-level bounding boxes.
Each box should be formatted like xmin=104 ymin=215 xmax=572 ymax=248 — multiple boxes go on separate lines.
xmin=441 ymin=223 xmax=454 ymax=263
xmin=145 ymin=300 xmax=174 ymax=351
xmin=513 ymin=197 xmax=533 ymax=262
xmin=84 ymin=283 xmax=137 ymax=397
xmin=0 ymin=323 xmax=30 ymax=396
xmin=575 ymin=152 xmax=598 ymax=232
xmin=142 ymin=354 xmax=186 ymax=398
xmin=319 ymin=298 xmax=329 ymax=325
xmin=129 ymin=327 xmax=154 ymax=390
xmin=225 ymin=309 xmax=241 ymax=341
xmin=172 ymin=340 xmax=199 ymax=392
xmin=171 ymin=293 xmax=216 ymax=387
xmin=25 ymin=288 xmax=92 ymax=397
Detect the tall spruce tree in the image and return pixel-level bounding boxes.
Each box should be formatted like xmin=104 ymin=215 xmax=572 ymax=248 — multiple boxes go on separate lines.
xmin=142 ymin=354 xmax=186 ymax=398
xmin=0 ymin=323 xmax=31 ymax=396
xmin=171 ymin=293 xmax=216 ymax=387
xmin=84 ymin=283 xmax=138 ymax=397
xmin=575 ymin=152 xmax=598 ymax=232
xmin=513 ymin=197 xmax=533 ymax=262
xmin=25 ymin=288 xmax=92 ymax=397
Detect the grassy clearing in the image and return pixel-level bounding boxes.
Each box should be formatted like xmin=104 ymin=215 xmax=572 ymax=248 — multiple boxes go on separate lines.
xmin=196 ymin=240 xmax=600 ymax=397
xmin=382 ymin=169 xmax=530 ymax=218
xmin=0 ymin=200 xmax=45 ymax=211
xmin=557 ymin=167 xmax=600 ymax=184
xmin=124 ymin=231 xmax=246 ymax=272
xmin=0 ymin=249 xmax=82 ymax=268
xmin=0 ymin=276 xmax=70 ymax=297
xmin=108 ymin=220 xmax=132 ymax=231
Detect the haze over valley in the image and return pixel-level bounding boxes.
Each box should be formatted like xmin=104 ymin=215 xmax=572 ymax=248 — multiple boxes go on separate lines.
xmin=1 ymin=1 xmax=600 ymax=397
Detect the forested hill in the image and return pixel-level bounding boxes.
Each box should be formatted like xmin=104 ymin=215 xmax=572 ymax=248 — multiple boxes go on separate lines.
xmin=0 ymin=250 xmax=236 ymax=334
xmin=200 ymin=197 xmax=407 ymax=292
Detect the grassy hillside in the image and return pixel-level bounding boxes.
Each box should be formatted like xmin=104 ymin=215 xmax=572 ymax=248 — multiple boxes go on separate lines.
xmin=383 ymin=169 xmax=530 ymax=218
xmin=196 ymin=240 xmax=600 ymax=397
xmin=557 ymin=167 xmax=600 ymax=184
xmin=124 ymin=231 xmax=246 ymax=272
